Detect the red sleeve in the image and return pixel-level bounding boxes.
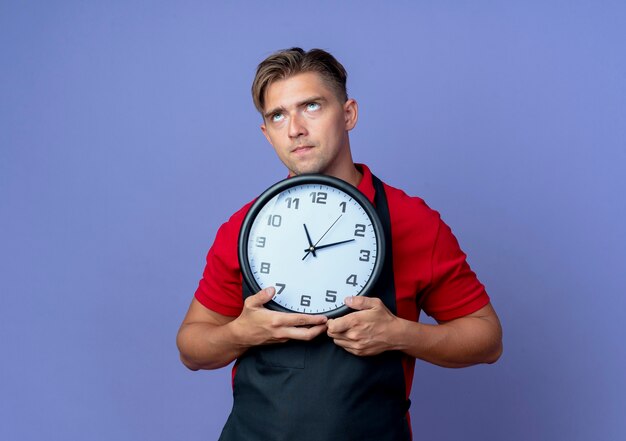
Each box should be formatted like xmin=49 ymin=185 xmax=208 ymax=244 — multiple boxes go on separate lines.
xmin=421 ymin=219 xmax=490 ymax=321
xmin=194 ymin=203 xmax=253 ymax=317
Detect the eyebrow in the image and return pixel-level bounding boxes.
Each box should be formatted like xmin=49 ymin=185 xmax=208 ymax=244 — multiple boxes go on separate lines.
xmin=263 ymin=96 xmax=327 ymax=120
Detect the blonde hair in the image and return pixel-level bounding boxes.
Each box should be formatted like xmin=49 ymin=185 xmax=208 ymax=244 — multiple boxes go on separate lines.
xmin=251 ymin=47 xmax=348 ymax=114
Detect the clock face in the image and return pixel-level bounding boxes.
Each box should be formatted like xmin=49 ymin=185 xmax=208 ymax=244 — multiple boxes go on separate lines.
xmin=239 ymin=175 xmax=385 ymax=317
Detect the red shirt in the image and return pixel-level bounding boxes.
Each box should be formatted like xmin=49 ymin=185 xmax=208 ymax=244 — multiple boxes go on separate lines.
xmin=194 ymin=164 xmax=490 ymax=395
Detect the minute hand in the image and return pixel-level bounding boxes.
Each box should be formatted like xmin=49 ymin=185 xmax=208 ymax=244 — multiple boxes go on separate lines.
xmin=302 ymin=214 xmax=343 ymax=260
xmin=304 ymin=239 xmax=355 ymax=252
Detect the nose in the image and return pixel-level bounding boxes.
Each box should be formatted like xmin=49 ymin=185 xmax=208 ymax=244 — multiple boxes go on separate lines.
xmin=288 ymin=113 xmax=308 ymax=139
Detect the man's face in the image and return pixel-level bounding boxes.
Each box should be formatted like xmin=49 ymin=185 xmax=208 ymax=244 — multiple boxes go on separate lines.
xmin=260 ymin=72 xmax=358 ymax=177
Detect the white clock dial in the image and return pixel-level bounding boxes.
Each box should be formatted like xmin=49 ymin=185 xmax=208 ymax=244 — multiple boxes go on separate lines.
xmin=240 ymin=176 xmax=384 ymax=317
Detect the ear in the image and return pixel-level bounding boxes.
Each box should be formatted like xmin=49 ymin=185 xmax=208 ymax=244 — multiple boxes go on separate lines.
xmin=343 ymin=99 xmax=358 ymax=131
xmin=260 ymin=122 xmax=272 ymax=145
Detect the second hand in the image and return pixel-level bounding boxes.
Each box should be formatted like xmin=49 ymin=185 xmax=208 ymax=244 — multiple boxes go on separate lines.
xmin=302 ymin=214 xmax=343 ymax=260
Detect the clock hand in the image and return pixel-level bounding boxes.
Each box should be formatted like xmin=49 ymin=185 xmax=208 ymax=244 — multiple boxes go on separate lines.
xmin=313 ymin=214 xmax=343 ymax=246
xmin=303 ymin=223 xmax=317 ymax=258
xmin=302 ymin=214 xmax=343 ymax=260
xmin=303 ymin=238 xmax=355 ymax=253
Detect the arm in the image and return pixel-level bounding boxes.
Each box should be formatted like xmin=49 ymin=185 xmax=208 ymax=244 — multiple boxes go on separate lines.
xmin=177 ymin=287 xmax=328 ymax=371
xmin=327 ymin=296 xmax=502 ymax=368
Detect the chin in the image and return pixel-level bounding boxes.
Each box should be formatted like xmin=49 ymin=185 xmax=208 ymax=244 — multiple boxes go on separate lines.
xmin=290 ymin=162 xmax=325 ymax=176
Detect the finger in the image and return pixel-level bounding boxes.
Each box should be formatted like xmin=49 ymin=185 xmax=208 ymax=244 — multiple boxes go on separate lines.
xmin=326 ymin=317 xmax=352 ymax=334
xmin=331 ymin=337 xmax=358 ymax=351
xmin=327 ymin=324 xmax=360 ymax=341
xmin=278 ymin=312 xmax=327 ymax=327
xmin=245 ymin=287 xmax=276 ymax=308
xmin=331 ymin=338 xmax=373 ymax=356
xmin=327 ymin=329 xmax=350 ymax=341
xmin=345 ymin=296 xmax=379 ymax=311
xmin=281 ymin=323 xmax=328 ymax=341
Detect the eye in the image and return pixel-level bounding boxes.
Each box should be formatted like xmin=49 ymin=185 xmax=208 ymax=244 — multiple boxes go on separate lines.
xmin=271 ymin=112 xmax=284 ymax=123
xmin=306 ymin=102 xmax=320 ymax=111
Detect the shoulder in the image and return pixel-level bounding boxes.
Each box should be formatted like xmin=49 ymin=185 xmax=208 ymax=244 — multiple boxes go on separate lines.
xmin=194 ymin=199 xmax=255 ymax=316
xmin=215 ymin=200 xmax=256 ymax=241
xmin=207 ymin=199 xmax=256 ymax=268
xmin=380 ymin=180 xmax=441 ymax=236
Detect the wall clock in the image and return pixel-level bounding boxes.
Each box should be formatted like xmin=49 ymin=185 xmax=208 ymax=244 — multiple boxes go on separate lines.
xmin=238 ymin=174 xmax=385 ymax=318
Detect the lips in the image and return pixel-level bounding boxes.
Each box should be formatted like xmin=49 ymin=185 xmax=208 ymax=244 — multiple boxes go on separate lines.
xmin=291 ymin=145 xmax=314 ymax=154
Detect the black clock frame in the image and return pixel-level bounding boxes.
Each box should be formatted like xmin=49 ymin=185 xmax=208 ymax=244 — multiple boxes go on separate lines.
xmin=238 ymin=173 xmax=386 ymax=318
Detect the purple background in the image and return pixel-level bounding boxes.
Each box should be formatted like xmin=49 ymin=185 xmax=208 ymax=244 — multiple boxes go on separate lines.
xmin=1 ymin=1 xmax=625 ymax=440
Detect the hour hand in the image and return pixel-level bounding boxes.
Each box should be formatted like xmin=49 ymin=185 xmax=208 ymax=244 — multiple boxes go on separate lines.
xmin=304 ymin=239 xmax=355 ymax=253
xmin=303 ymin=224 xmax=317 ymax=258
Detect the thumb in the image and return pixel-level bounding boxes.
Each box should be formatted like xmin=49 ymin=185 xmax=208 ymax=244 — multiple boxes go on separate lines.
xmin=246 ymin=286 xmax=275 ymax=307
xmin=345 ymin=295 xmax=377 ymax=311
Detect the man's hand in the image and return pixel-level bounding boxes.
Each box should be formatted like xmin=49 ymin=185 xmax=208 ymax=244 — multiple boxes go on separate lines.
xmin=177 ymin=287 xmax=328 ymax=371
xmin=327 ymin=296 xmax=400 ymax=356
xmin=328 ymin=296 xmax=503 ymax=367
xmin=231 ymin=287 xmax=328 ymax=347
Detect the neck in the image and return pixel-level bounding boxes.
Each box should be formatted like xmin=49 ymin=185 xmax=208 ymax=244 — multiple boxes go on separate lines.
xmin=320 ymin=160 xmax=362 ymax=187
xmin=344 ymin=164 xmax=362 ymax=187
xmin=326 ymin=138 xmax=362 ymax=187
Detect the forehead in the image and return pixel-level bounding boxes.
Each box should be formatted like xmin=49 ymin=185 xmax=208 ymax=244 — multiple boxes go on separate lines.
xmin=264 ymin=72 xmax=337 ymax=110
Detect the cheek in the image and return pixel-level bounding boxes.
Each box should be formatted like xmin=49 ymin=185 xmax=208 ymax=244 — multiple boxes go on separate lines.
xmin=267 ymin=130 xmax=289 ymax=149
xmin=321 ymin=116 xmax=345 ymax=135
xmin=308 ymin=118 xmax=334 ymax=140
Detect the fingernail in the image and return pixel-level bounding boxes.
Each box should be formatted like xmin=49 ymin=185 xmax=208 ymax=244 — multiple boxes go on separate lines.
xmin=345 ymin=296 xmax=353 ymax=306
xmin=266 ymin=287 xmax=275 ymax=295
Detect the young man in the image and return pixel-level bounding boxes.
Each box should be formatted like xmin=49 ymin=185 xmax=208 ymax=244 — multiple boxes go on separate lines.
xmin=177 ymin=47 xmax=502 ymax=440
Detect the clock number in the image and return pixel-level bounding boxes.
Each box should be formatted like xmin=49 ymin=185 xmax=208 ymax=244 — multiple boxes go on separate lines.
xmin=325 ymin=290 xmax=337 ymax=303
xmin=256 ymin=237 xmax=266 ymax=248
xmin=310 ymin=191 xmax=327 ymax=204
xmin=354 ymin=224 xmax=366 ymax=237
xmin=346 ymin=274 xmax=358 ymax=286
xmin=267 ymin=214 xmax=282 ymax=227
xmin=285 ymin=197 xmax=300 ymax=209
xmin=359 ymin=250 xmax=371 ymax=262
xmin=300 ymin=295 xmax=311 ymax=307
xmin=339 ymin=201 xmax=347 ymax=213
xmin=260 ymin=262 xmax=271 ymax=274
xmin=275 ymin=283 xmax=286 ymax=294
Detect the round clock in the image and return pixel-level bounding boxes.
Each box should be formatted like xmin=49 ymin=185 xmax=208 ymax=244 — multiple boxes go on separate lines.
xmin=238 ymin=174 xmax=385 ymax=318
